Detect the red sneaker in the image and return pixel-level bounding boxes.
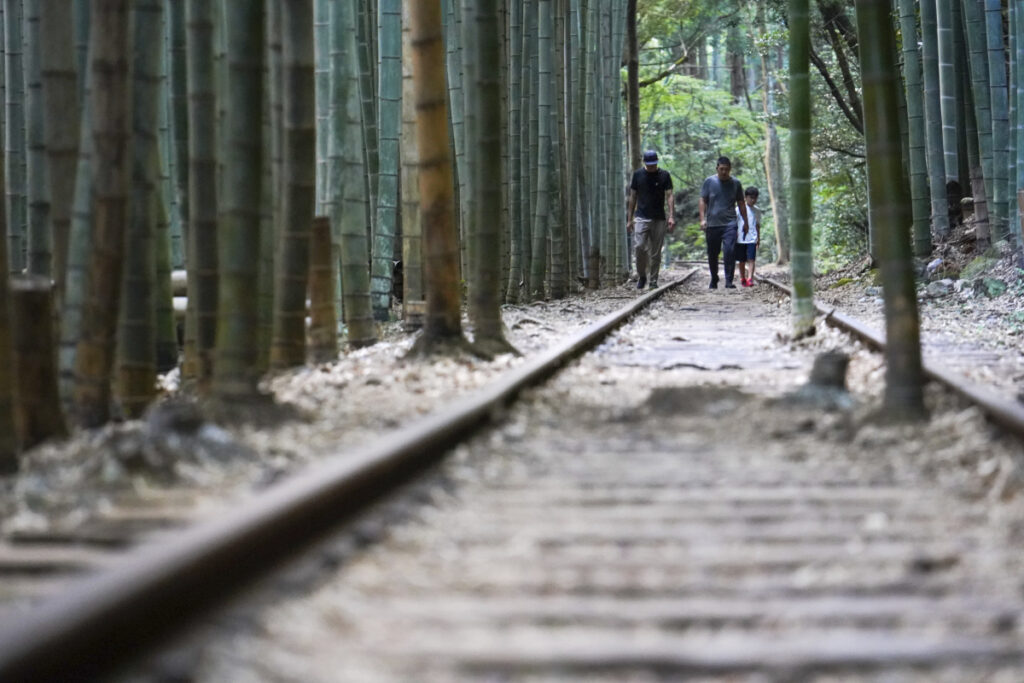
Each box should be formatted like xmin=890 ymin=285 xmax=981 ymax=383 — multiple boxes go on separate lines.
xmin=742 ymin=279 xmax=751 ymax=287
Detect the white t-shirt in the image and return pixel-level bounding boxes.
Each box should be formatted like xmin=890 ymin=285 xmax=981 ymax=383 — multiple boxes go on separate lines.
xmin=735 ymin=204 xmax=759 ymax=244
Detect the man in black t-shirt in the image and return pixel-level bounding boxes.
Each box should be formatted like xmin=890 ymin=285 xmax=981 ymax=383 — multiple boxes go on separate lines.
xmin=627 ymin=149 xmax=675 ymax=290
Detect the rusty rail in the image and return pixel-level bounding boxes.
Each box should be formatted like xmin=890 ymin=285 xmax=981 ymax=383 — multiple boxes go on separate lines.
xmin=0 ymin=271 xmax=696 ymax=681
xmin=756 ymin=275 xmax=1024 ymax=436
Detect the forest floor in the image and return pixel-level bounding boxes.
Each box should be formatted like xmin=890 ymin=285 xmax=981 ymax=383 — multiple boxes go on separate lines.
xmin=2 ymin=243 xmax=1024 ymax=566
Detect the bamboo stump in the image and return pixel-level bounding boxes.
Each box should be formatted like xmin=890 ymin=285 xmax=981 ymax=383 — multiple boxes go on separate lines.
xmin=11 ymin=276 xmax=67 ymax=448
xmin=308 ymin=216 xmax=338 ymax=363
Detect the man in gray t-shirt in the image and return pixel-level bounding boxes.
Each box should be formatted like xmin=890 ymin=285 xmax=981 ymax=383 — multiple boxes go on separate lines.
xmin=699 ymin=156 xmax=750 ymax=289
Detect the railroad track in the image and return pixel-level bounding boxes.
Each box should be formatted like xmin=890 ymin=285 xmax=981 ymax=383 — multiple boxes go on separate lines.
xmin=2 ymin=267 xmax=1024 ymax=681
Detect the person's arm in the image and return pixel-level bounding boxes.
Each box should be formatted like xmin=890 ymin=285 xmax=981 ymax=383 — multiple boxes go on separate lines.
xmin=698 ymin=196 xmax=706 ymax=231
xmin=626 ymin=189 xmax=637 ymax=232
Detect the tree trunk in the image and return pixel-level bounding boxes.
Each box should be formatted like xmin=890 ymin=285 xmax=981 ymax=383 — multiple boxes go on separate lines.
xmin=921 ymin=0 xmax=950 ymax=239
xmin=186 ymin=0 xmax=218 ymax=392
xmin=985 ymin=0 xmax=1009 ymax=242
xmin=897 ymin=0 xmax=932 ymax=256
xmin=370 ymin=0 xmax=401 ymax=320
xmin=73 ymin=0 xmax=132 ymax=427
xmin=213 ymin=0 xmax=265 ymax=402
xmin=335 ymin=0 xmax=376 ymax=348
xmin=167 ymin=0 xmax=188 ymax=263
xmin=625 ymin=0 xmax=639 ymax=172
xmin=356 ymin=0 xmax=379 ymax=231
xmin=962 ymin=0 xmax=993 ymax=248
xmin=271 ymin=0 xmax=315 ymax=369
xmin=5 ymin=0 xmax=26 ymax=272
xmin=465 ymin=0 xmax=516 ymax=353
xmin=855 ymin=0 xmax=926 ymax=420
xmin=407 ymin=0 xmax=469 ymax=350
xmin=0 ymin=145 xmax=15 ymax=471
xmin=59 ymin=39 xmax=94 ymax=408
xmin=935 ymin=0 xmax=958 ymax=185
xmin=307 ymin=215 xmax=337 ymax=362
xmin=528 ymin=0 xmax=552 ymax=300
xmin=12 ymin=275 xmax=66 ymax=446
xmin=789 ymin=0 xmax=815 ymax=338
xmin=400 ymin=0 xmax=424 ymax=326
xmin=505 ymin=0 xmax=522 ymax=303
xmin=40 ymin=0 xmax=79 ymax=302
xmin=117 ymin=0 xmax=162 ymax=419
xmin=25 ymin=0 xmax=50 ymax=277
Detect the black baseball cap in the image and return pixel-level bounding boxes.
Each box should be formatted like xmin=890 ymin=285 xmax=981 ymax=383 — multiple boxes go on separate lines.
xmin=643 ymin=150 xmax=658 ymax=165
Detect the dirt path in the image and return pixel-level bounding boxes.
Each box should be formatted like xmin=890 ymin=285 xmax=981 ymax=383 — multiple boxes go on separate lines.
xmin=137 ymin=275 xmax=1024 ymax=682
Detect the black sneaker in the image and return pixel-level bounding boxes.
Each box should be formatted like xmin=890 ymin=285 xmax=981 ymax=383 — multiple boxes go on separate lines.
xmin=648 ymin=280 xmax=658 ymax=289
xmin=709 ymin=280 xmax=718 ymax=289
xmin=725 ymin=281 xmax=737 ymax=289
xmin=637 ymin=276 xmax=646 ymax=290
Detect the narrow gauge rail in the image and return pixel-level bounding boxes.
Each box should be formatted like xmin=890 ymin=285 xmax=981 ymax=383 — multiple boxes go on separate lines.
xmin=1 ymin=266 xmax=1023 ymax=680
xmin=0 ymin=270 xmax=697 ymax=681
xmin=755 ymin=274 xmax=1024 ymax=434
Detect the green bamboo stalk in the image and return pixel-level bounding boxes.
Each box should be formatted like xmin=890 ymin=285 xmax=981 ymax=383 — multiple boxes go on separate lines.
xmin=789 ymin=0 xmax=814 ymax=338
xmin=356 ymin=0 xmax=379 ymax=226
xmin=186 ymin=0 xmax=218 ymax=391
xmin=73 ymin=0 xmax=132 ymax=427
xmin=40 ymin=0 xmax=80 ymax=300
xmin=407 ymin=0 xmax=470 ymax=352
xmin=528 ymin=0 xmax=552 ymax=300
xmin=0 ymin=139 xmax=15 ymax=470
xmin=153 ymin=10 xmax=177 ymax=374
xmin=935 ymin=0 xmax=958 ymax=183
xmin=400 ymin=0 xmax=424 ymax=324
xmin=268 ymin=0 xmax=283 ymax=239
xmin=962 ymin=0 xmax=993 ymax=244
xmin=117 ymin=0 xmax=165 ymax=419
xmin=920 ymin=0 xmax=950 ymax=239
xmin=73 ymin=0 xmax=88 ymax=104
xmin=307 ymin=215 xmax=336 ymax=362
xmin=985 ymin=0 xmax=1008 ymax=242
xmin=549 ymin=0 xmax=568 ymax=299
xmin=314 ymin=0 xmax=329 ymax=216
xmin=58 ymin=39 xmax=93 ymax=408
xmin=25 ymin=0 xmax=49 ymax=277
xmin=855 ymin=0 xmax=925 ymax=419
xmin=213 ymin=0 xmax=265 ymax=401
xmin=257 ymin=0 xmax=278 ymax=374
xmin=369 ymin=0 xmax=400 ymax=321
xmin=1017 ymin=0 xmax=1024 ymax=214
xmin=443 ymin=0 xmax=468 ymax=279
xmin=326 ymin=0 xmax=345 ymax=334
xmin=963 ymin=58 xmax=991 ymax=248
xmin=166 ymin=0 xmax=188 ymax=263
xmin=5 ymin=0 xmax=25 ymax=272
xmin=334 ymin=0 xmax=376 ymax=348
xmin=897 ymin=0 xmax=931 ymax=256
xmin=465 ymin=0 xmax=516 ymax=352
xmin=270 ymin=0 xmax=315 ymax=369
xmin=1009 ymin=0 xmax=1018 ymax=242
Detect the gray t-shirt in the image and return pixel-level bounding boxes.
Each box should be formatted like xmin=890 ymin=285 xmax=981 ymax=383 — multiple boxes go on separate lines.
xmin=701 ymin=175 xmax=744 ymax=228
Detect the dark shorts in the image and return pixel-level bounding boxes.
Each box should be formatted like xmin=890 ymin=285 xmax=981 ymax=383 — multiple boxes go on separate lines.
xmin=734 ymin=242 xmax=756 ymax=262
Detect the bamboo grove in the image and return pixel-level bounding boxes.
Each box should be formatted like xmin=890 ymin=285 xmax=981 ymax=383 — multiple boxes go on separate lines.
xmin=0 ymin=0 xmax=630 ymax=466
xmin=894 ymin=0 xmax=1024 ymax=253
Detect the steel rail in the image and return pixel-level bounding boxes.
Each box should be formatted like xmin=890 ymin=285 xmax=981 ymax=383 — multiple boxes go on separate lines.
xmin=0 ymin=271 xmax=696 ymax=681
xmin=757 ymin=275 xmax=1024 ymax=435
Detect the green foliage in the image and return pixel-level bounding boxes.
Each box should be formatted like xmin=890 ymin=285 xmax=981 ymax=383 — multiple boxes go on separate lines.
xmin=636 ymin=0 xmax=872 ymax=272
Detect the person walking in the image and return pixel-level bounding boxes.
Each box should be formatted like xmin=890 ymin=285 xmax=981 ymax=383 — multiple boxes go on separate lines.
xmin=627 ymin=149 xmax=675 ymax=290
xmin=699 ymin=156 xmax=749 ymax=289
xmin=734 ymin=186 xmax=761 ymax=287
